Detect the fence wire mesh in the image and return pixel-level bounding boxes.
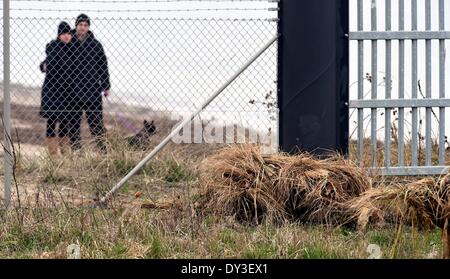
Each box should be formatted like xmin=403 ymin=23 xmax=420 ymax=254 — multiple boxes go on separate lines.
xmin=1 ymin=0 xmax=279 ymax=163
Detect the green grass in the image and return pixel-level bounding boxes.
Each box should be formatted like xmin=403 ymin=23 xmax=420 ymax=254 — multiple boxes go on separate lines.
xmin=0 ymin=136 xmax=446 ymax=259
xmin=113 ymin=159 xmax=136 ymax=176
xmin=244 ymin=243 xmax=278 ymax=259
xmin=147 ymin=236 xmax=165 ymax=259
xmin=0 ymin=207 xmax=445 ymax=259
xmin=302 ymin=245 xmax=339 ymax=259
xmin=369 ymin=230 xmax=394 ymax=248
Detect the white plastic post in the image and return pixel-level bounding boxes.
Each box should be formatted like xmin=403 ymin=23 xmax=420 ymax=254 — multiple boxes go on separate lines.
xmin=3 ymin=0 xmax=12 ymax=209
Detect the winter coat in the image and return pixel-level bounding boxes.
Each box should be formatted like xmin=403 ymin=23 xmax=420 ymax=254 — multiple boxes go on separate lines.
xmin=40 ymin=40 xmax=74 ymax=119
xmin=71 ymin=30 xmax=110 ymax=105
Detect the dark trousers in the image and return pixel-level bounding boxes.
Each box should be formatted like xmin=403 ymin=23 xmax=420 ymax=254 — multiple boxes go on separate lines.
xmin=69 ymin=98 xmax=106 ymax=150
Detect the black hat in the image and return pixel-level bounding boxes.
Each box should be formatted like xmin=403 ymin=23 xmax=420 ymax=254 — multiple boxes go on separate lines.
xmin=75 ymin=14 xmax=90 ymax=26
xmin=58 ymin=21 xmax=71 ymax=36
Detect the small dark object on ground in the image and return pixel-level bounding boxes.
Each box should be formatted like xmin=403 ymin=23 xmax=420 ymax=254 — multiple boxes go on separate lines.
xmin=126 ymin=120 xmax=156 ymax=149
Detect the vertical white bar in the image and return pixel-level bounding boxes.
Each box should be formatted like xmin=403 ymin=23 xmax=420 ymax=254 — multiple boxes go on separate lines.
xmin=411 ymin=0 xmax=419 ymax=166
xmin=357 ymin=0 xmax=364 ymax=165
xmin=425 ymin=0 xmax=432 ymax=166
xmin=371 ymin=0 xmax=378 ymax=168
xmin=438 ymin=0 xmax=445 ymax=165
xmin=398 ymin=0 xmax=405 ymax=166
xmin=384 ymin=0 xmax=392 ymax=167
xmin=3 ymin=0 xmax=12 ymax=209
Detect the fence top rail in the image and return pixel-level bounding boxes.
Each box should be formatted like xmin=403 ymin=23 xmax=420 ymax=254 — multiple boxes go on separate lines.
xmin=350 ymin=99 xmax=450 ymax=108
xmin=350 ymin=31 xmax=450 ymax=40
xmin=371 ymin=167 xmax=450 ymax=176
xmin=10 ymin=0 xmax=275 ymax=2
xmin=10 ymin=7 xmax=274 ymax=12
xmin=4 ymin=16 xmax=279 ymax=21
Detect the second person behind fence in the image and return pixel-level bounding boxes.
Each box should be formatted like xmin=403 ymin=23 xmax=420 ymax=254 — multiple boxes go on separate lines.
xmin=40 ymin=21 xmax=74 ymax=155
xmin=70 ymin=13 xmax=111 ymax=152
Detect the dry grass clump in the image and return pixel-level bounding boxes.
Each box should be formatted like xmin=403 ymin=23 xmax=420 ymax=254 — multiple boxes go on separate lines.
xmin=348 ymin=176 xmax=450 ymax=231
xmin=347 ymin=178 xmax=434 ymax=231
xmin=198 ymin=144 xmax=286 ymax=224
xmin=278 ymin=152 xmax=369 ymax=224
xmin=348 ymin=175 xmax=450 ymax=258
xmin=198 ymin=144 xmax=370 ymax=225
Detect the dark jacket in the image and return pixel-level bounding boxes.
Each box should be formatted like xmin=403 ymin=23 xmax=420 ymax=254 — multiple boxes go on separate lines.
xmin=71 ymin=30 xmax=110 ymax=103
xmin=40 ymin=40 xmax=74 ymax=119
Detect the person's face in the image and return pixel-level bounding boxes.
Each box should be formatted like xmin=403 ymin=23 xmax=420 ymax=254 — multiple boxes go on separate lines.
xmin=76 ymin=22 xmax=89 ymax=37
xmin=59 ymin=33 xmax=72 ymax=44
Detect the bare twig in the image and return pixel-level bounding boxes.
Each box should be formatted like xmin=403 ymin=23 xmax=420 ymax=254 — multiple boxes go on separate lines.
xmin=418 ymin=80 xmax=439 ymax=123
xmin=1 ymin=117 xmax=22 ymax=209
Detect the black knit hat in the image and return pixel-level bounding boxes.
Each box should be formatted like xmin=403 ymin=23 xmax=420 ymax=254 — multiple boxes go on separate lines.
xmin=75 ymin=13 xmax=90 ymax=26
xmin=57 ymin=21 xmax=71 ymax=36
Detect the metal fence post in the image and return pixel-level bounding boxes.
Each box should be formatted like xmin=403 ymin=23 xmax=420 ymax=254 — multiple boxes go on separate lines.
xmin=276 ymin=0 xmax=282 ymax=154
xmin=3 ymin=0 xmax=12 ymax=209
xmin=278 ymin=0 xmax=349 ymax=156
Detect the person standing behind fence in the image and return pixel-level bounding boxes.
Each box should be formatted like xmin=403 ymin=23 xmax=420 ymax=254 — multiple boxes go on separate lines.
xmin=70 ymin=14 xmax=111 ymax=152
xmin=39 ymin=21 xmax=74 ymax=155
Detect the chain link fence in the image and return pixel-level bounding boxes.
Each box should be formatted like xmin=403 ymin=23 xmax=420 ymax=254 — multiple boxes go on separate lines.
xmin=1 ymin=0 xmax=279 ymax=164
